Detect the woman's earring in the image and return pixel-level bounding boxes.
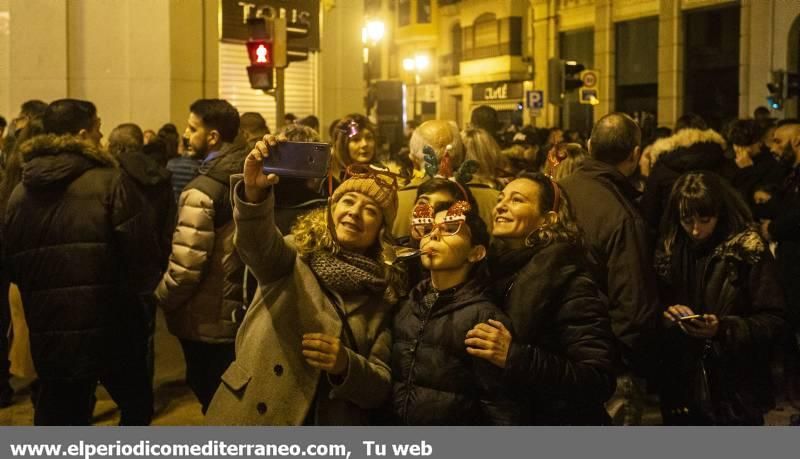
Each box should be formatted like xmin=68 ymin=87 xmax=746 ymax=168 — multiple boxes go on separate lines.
xmin=524 ymin=230 xmax=538 ymax=247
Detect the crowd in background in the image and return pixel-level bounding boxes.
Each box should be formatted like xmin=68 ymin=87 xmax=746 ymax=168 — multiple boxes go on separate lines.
xmin=0 ymin=97 xmax=798 ymax=426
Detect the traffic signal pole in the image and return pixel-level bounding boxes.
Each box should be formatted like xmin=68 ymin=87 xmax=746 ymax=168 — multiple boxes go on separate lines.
xmin=276 ymin=67 xmax=285 ymax=128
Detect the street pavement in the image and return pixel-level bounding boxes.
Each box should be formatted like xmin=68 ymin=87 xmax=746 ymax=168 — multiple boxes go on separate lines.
xmin=1 ymin=310 xmax=797 ymax=426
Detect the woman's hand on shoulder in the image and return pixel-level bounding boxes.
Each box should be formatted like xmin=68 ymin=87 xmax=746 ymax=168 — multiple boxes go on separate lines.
xmin=243 ymin=134 xmax=285 ymax=203
xmin=465 ymin=319 xmax=512 ymax=369
xmin=302 ymin=333 xmax=349 ymax=376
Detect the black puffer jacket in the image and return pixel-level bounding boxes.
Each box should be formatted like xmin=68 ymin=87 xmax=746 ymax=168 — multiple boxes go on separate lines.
xmin=642 ymin=128 xmax=736 ymax=232
xmin=491 ymin=241 xmax=617 ymax=425
xmin=117 ymin=149 xmax=176 ymax=270
xmin=3 ymin=134 xmax=160 ymax=381
xmin=392 ymin=278 xmax=520 ymax=425
xmin=655 ymin=229 xmax=785 ymax=425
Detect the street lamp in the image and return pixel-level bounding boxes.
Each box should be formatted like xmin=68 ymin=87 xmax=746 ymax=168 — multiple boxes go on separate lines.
xmin=362 ymin=19 xmax=385 ymax=116
xmin=403 ymin=53 xmax=430 ymax=123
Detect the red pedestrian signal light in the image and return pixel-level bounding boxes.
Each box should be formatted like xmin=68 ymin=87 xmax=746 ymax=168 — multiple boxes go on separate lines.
xmin=246 ymin=40 xmax=273 ymax=67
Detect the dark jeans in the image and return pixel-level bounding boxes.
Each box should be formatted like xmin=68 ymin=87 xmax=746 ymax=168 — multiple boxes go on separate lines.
xmin=178 ymin=339 xmax=235 ymax=414
xmin=33 ymin=345 xmax=153 ymax=426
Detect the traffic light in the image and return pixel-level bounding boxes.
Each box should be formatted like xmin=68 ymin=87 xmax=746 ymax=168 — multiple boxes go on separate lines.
xmin=273 ymin=17 xmax=309 ymax=68
xmin=564 ymin=61 xmax=586 ymax=91
xmin=767 ymin=70 xmax=785 ymax=110
xmin=548 ymin=58 xmax=586 ymax=105
xmin=245 ymin=17 xmax=274 ymax=91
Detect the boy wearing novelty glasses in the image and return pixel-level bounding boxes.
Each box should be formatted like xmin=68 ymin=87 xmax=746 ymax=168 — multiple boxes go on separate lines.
xmin=390 ymin=198 xmax=520 ymax=425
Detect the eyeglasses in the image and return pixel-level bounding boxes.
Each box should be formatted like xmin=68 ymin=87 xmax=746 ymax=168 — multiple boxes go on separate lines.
xmin=411 ymin=220 xmax=465 ymax=240
xmin=410 ymin=199 xmax=471 ymax=240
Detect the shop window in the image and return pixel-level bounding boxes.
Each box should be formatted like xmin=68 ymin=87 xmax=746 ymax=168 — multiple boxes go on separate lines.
xmin=684 ymin=6 xmax=740 ymax=131
xmin=615 ymin=18 xmax=658 ymax=123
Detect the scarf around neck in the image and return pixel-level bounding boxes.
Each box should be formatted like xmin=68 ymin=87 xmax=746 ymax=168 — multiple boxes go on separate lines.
xmin=307 ymin=249 xmax=387 ymax=296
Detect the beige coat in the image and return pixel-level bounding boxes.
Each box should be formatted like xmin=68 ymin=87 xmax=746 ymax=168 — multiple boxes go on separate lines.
xmin=205 ymin=182 xmax=392 ymax=425
xmin=8 ymin=283 xmax=36 ymax=378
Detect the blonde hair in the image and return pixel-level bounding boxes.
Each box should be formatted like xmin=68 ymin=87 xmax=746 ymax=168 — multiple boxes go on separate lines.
xmin=290 ymin=206 xmax=405 ymax=304
xmin=461 ymin=127 xmax=505 ymax=185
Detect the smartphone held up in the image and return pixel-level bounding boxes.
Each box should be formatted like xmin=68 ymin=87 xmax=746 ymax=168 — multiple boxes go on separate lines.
xmin=262 ymin=141 xmax=332 ymax=179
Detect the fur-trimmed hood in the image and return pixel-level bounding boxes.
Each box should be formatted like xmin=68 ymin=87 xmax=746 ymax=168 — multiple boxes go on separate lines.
xmin=649 ymin=128 xmax=727 ymax=171
xmin=655 ymin=228 xmax=766 ymax=279
xmin=20 ymin=134 xmax=117 ymax=189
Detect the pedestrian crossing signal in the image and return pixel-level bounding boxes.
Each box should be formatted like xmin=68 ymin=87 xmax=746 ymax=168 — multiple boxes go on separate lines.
xmin=247 ymin=65 xmax=274 ymax=90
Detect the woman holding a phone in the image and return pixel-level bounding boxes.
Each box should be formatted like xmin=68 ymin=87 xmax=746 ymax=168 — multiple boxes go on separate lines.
xmin=655 ymin=171 xmax=785 ymax=425
xmin=205 ymin=135 xmax=403 ymax=425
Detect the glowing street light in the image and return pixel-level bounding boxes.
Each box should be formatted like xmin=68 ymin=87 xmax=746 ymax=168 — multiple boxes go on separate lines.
xmin=363 ymin=19 xmax=386 ymax=115
xmin=364 ymin=20 xmax=385 ymax=45
xmin=403 ymin=53 xmax=431 ymax=122
xmin=414 ymin=54 xmax=430 ymax=71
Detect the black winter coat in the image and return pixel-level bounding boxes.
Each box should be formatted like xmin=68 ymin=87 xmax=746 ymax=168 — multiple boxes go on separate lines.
xmin=490 ymin=241 xmax=617 ymax=425
xmin=655 ymin=229 xmax=785 ymax=425
xmin=641 ymin=128 xmax=736 ymax=232
xmin=3 ymin=134 xmax=161 ymax=381
xmin=560 ymin=159 xmax=659 ymax=371
xmin=391 ymin=278 xmax=520 ymax=425
xmin=766 ymin=165 xmax=800 ymax=328
xmin=117 ymin=149 xmax=176 ymax=271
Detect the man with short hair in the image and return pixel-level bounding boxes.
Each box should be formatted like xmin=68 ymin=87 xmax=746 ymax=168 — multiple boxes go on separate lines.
xmin=728 ymin=119 xmax=788 ymax=210
xmin=3 ymin=99 xmax=160 ymax=425
xmin=560 ymin=112 xmax=659 ymax=425
xmin=156 ymin=99 xmax=246 ymax=413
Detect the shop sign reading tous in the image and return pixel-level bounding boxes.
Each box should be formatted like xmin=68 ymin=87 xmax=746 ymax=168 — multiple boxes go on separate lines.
xmin=221 ymin=0 xmax=320 ymax=50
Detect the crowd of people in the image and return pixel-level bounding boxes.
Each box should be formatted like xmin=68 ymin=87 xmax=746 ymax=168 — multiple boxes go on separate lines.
xmin=0 ymin=97 xmax=797 ymax=426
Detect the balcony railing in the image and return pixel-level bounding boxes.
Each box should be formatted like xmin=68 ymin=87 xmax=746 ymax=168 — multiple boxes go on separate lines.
xmin=461 ymin=42 xmax=521 ymax=61
xmin=438 ymin=53 xmax=461 ymax=77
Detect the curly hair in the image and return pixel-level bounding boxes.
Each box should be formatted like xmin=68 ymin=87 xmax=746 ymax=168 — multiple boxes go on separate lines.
xmin=290 ymin=205 xmax=406 ymax=304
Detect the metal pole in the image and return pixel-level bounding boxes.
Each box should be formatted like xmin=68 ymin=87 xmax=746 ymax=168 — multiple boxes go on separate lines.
xmin=276 ymin=67 xmax=285 ymax=128
xmin=364 ymin=47 xmax=371 ymax=116
xmin=413 ymin=73 xmax=419 ymax=122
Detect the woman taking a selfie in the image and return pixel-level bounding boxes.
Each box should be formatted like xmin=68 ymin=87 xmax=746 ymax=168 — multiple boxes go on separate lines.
xmin=655 ymin=171 xmax=785 ymax=425
xmin=205 ymin=135 xmax=403 ymax=425
xmin=464 ymin=172 xmax=617 ymax=425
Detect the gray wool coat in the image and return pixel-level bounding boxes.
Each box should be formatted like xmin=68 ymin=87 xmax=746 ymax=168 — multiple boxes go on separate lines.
xmin=204 ymin=181 xmax=392 ymax=425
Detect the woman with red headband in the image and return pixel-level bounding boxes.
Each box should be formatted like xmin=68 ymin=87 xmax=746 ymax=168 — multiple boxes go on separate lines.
xmin=464 ymin=172 xmax=618 ymax=425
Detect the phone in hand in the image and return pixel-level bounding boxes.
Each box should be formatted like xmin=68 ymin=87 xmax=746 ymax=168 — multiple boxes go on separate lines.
xmin=678 ymin=314 xmax=702 ymax=322
xmin=262 ymin=141 xmax=332 ymax=179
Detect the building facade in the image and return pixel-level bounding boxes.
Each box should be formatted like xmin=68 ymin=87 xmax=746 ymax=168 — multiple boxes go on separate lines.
xmin=374 ymin=0 xmax=800 ymax=132
xmin=0 ymin=0 xmax=364 ymax=140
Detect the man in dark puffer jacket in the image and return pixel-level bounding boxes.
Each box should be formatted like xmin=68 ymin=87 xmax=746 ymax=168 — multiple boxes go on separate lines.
xmin=392 ymin=201 xmax=519 ymax=425
xmin=3 ymin=99 xmax=161 ymax=425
